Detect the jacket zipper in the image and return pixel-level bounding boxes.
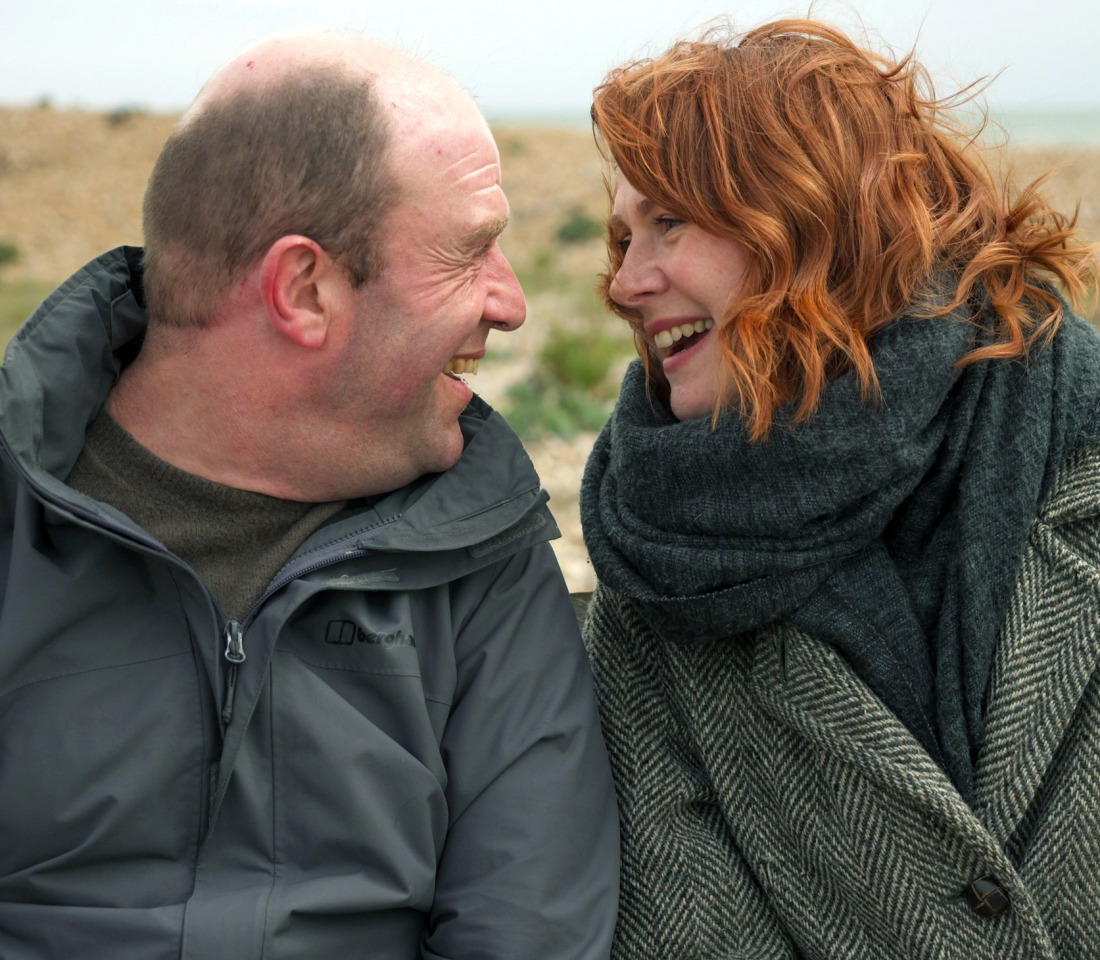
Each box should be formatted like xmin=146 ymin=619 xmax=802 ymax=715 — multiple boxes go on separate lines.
xmin=220 ymin=620 xmax=246 ymax=729
xmin=214 ymin=546 xmax=369 ymax=732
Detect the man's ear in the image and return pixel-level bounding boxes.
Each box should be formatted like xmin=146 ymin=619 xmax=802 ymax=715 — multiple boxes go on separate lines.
xmin=258 ymin=236 xmax=344 ymax=349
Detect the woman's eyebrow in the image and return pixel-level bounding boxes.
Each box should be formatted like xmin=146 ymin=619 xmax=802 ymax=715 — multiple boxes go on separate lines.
xmin=609 ymin=198 xmax=655 ymax=233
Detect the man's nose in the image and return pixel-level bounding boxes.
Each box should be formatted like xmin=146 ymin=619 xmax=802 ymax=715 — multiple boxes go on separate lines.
xmin=483 ymin=246 xmax=526 ymax=331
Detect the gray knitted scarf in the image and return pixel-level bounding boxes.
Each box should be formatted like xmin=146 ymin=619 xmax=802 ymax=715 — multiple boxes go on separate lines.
xmin=581 ymin=298 xmax=1100 ymax=803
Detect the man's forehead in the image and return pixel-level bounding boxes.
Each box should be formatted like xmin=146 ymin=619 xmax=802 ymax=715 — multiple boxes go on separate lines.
xmin=389 ymin=111 xmax=502 ymax=201
xmin=387 ymin=86 xmax=492 ymax=153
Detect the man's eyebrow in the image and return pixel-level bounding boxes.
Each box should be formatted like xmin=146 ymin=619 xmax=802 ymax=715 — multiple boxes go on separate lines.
xmin=460 ymin=216 xmax=510 ymax=251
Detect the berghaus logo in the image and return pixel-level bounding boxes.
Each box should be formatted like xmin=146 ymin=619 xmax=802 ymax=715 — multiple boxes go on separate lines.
xmin=324 ymin=620 xmax=415 ymax=648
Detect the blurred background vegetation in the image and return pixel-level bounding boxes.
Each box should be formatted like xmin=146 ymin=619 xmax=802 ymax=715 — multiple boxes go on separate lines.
xmin=0 ymin=244 xmax=52 ymax=342
xmin=2 ymin=106 xmax=1098 ymax=588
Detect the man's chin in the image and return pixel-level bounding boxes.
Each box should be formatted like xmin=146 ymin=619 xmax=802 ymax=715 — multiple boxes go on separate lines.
xmin=427 ymin=432 xmax=466 ymax=475
xmin=407 ymin=422 xmax=466 ymax=480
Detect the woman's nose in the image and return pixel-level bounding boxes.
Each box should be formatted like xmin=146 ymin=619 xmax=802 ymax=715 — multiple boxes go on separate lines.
xmin=608 ymin=247 xmax=666 ymax=306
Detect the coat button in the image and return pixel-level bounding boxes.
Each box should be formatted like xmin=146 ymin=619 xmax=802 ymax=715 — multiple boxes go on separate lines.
xmin=964 ymin=877 xmax=1011 ymax=918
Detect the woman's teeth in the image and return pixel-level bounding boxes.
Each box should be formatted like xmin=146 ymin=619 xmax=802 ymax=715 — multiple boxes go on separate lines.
xmin=445 ymin=358 xmax=480 ymax=375
xmin=653 ymin=318 xmax=714 ymax=350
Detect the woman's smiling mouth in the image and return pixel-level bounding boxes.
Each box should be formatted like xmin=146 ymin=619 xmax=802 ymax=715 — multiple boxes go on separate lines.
xmin=652 ymin=318 xmax=715 ymax=359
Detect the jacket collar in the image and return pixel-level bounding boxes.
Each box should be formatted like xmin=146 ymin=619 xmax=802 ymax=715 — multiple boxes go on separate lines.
xmin=0 ymin=247 xmax=146 ymax=487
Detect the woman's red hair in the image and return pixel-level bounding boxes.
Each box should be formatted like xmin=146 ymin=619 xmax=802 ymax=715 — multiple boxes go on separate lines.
xmin=593 ymin=19 xmax=1097 ymax=438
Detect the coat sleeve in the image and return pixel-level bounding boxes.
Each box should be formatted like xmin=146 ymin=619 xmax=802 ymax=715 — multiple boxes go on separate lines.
xmin=420 ymin=539 xmax=620 ymax=960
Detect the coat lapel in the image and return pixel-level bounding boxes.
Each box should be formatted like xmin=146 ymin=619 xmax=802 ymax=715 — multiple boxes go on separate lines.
xmin=749 ymin=620 xmax=988 ymax=844
xmin=974 ymin=444 xmax=1100 ymax=845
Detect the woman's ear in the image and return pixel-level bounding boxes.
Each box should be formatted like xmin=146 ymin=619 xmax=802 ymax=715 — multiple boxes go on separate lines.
xmin=258 ymin=235 xmax=344 ymax=349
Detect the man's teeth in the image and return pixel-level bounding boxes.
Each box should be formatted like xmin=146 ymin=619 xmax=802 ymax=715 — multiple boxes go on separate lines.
xmin=653 ymin=318 xmax=714 ymax=350
xmin=445 ymin=358 xmax=479 ymax=375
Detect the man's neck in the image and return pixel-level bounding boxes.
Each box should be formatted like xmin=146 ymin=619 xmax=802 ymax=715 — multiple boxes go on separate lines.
xmin=107 ymin=335 xmax=428 ymax=503
xmin=107 ymin=348 xmax=273 ymax=495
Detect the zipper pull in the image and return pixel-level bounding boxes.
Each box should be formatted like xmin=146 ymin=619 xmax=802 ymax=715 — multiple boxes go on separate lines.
xmin=221 ymin=620 xmax=245 ymax=729
xmin=224 ymin=620 xmax=246 ymax=664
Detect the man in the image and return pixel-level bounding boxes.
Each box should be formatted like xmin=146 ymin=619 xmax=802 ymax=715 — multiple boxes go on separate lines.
xmin=0 ymin=34 xmax=619 ymax=959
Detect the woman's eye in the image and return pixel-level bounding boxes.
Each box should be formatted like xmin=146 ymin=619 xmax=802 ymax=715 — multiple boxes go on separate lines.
xmin=616 ymin=236 xmax=631 ymax=254
xmin=654 ymin=216 xmax=684 ymax=233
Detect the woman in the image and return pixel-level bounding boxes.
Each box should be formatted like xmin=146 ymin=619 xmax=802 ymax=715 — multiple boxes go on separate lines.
xmin=580 ymin=19 xmax=1100 ymax=960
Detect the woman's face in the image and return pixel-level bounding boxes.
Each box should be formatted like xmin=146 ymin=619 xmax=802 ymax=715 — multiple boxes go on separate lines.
xmin=608 ymin=179 xmax=750 ymax=421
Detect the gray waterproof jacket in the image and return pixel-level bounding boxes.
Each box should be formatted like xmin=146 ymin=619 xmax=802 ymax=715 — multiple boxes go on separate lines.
xmin=0 ymin=247 xmax=619 ymax=959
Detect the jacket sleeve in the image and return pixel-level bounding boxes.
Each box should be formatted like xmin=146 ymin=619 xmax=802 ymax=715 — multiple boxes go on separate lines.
xmin=420 ymin=539 xmax=620 ymax=960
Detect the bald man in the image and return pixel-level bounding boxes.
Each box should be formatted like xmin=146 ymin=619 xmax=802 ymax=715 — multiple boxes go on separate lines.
xmin=0 ymin=35 xmax=619 ymax=960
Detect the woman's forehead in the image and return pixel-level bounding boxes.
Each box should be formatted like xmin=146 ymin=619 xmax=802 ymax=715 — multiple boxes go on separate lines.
xmin=613 ymin=177 xmax=641 ymax=205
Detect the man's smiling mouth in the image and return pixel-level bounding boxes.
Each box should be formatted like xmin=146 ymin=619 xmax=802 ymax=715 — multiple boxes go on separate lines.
xmin=445 ymin=358 xmax=480 ymax=375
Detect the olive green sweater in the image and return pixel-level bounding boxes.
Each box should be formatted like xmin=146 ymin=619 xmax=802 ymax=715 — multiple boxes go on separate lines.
xmin=68 ymin=409 xmax=345 ymax=620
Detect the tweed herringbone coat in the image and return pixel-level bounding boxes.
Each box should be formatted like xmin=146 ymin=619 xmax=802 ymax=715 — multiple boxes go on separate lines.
xmin=584 ymin=441 xmax=1100 ymax=959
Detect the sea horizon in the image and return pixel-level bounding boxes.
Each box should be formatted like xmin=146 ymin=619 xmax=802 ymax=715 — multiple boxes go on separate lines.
xmin=5 ymin=98 xmax=1100 ymax=147
xmin=486 ymin=105 xmax=1100 ymax=147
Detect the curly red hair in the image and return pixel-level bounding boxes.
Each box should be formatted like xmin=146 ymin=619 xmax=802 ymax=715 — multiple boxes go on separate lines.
xmin=593 ymin=19 xmax=1097 ymax=437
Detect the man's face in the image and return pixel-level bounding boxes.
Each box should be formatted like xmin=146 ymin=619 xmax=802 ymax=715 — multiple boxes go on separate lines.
xmin=335 ymin=102 xmax=526 ymax=487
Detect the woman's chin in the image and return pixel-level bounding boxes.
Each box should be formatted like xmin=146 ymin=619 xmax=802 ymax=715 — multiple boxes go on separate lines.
xmin=669 ymin=391 xmax=715 ymax=422
xmin=667 ymin=368 xmax=721 ymax=421
xmin=663 ymin=333 xmax=723 ymax=421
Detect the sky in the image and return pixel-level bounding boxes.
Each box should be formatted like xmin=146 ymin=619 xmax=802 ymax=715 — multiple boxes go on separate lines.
xmin=3 ymin=0 xmax=1098 ymax=117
